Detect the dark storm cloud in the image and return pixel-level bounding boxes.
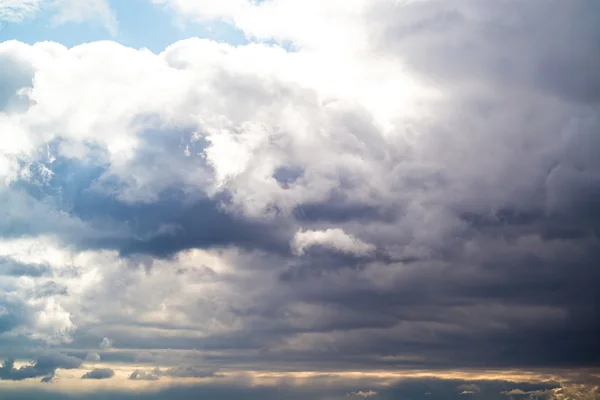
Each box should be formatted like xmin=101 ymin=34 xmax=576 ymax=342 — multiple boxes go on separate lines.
xmin=372 ymin=0 xmax=600 ymax=104
xmin=2 ymin=136 xmax=293 ymax=259
xmin=70 ymin=186 xmax=290 ymax=257
xmin=111 ymin=194 xmax=291 ymax=257
xmin=271 ymin=0 xmax=596 ymax=369
xmin=267 ymin=236 xmax=600 ymax=369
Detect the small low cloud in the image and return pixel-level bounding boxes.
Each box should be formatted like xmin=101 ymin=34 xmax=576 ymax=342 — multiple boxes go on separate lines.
xmin=81 ymin=368 xmax=115 ymax=380
xmin=165 ymin=365 xmax=222 ymax=378
xmin=129 ymin=365 xmax=222 ymax=381
xmin=458 ymin=384 xmax=481 ymax=395
xmin=129 ymin=368 xmax=161 ymax=381
xmin=502 ymin=389 xmax=529 ymax=396
xmin=502 ymin=388 xmax=555 ymax=398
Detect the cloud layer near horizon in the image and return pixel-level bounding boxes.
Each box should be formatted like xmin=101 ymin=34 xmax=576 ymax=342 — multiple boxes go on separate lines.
xmin=0 ymin=0 xmax=599 ymax=398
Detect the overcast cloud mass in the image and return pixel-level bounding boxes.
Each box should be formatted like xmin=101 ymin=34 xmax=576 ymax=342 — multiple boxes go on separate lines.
xmin=0 ymin=0 xmax=599 ymax=399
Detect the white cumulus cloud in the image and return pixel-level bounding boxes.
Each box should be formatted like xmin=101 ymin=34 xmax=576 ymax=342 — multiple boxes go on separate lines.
xmin=292 ymin=229 xmax=376 ymax=256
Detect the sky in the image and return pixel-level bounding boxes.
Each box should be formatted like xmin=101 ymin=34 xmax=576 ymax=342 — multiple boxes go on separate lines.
xmin=0 ymin=0 xmax=599 ymax=399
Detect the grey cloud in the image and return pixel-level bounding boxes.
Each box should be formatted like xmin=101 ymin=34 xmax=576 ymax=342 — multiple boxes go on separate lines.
xmin=0 ymin=298 xmax=27 ymax=334
xmin=129 ymin=365 xmax=222 ymax=381
xmin=459 ymin=383 xmax=481 ymax=395
xmin=29 ymin=281 xmax=68 ymax=299
xmin=81 ymin=368 xmax=115 ymax=380
xmin=98 ymin=337 xmax=113 ymax=349
xmin=0 ymin=43 xmax=34 ymax=112
xmin=0 ymin=187 xmax=91 ymax=243
xmin=0 ymin=257 xmax=51 ymax=277
xmin=165 ymin=365 xmax=223 ymax=378
xmin=4 ymin=139 xmax=293 ymax=259
xmin=372 ymin=0 xmax=600 ymax=104
xmin=0 ymin=353 xmax=82 ymax=382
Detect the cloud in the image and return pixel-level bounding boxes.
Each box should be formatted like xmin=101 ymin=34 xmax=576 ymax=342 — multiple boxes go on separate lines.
xmin=49 ymin=0 xmax=118 ymax=35
xmin=153 ymin=0 xmax=372 ymax=53
xmin=0 ymin=0 xmax=599 ymax=382
xmin=0 ymin=0 xmax=118 ymax=36
xmin=0 ymin=257 xmax=51 ymax=277
xmin=98 ymin=337 xmax=113 ymax=349
xmin=129 ymin=368 xmax=161 ymax=381
xmin=0 ymin=0 xmax=41 ymax=23
xmin=0 ymin=353 xmax=82 ymax=382
xmin=129 ymin=365 xmax=222 ymax=381
xmin=347 ymin=390 xmax=378 ymax=397
xmin=502 ymin=389 xmax=529 ymax=396
xmin=84 ymin=352 xmax=101 ymax=362
xmin=292 ymin=229 xmax=376 ymax=256
xmin=164 ymin=365 xmax=223 ymax=378
xmin=0 ymin=258 xmax=75 ymax=345
xmin=0 ymin=0 xmax=117 ymax=35
xmin=459 ymin=383 xmax=481 ymax=395
xmin=81 ymin=367 xmax=115 ymax=380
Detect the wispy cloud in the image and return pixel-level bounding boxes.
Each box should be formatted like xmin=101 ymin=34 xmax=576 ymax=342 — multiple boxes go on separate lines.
xmin=0 ymin=0 xmax=41 ymax=23
xmin=49 ymin=0 xmax=118 ymax=35
xmin=0 ymin=0 xmax=117 ymax=34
